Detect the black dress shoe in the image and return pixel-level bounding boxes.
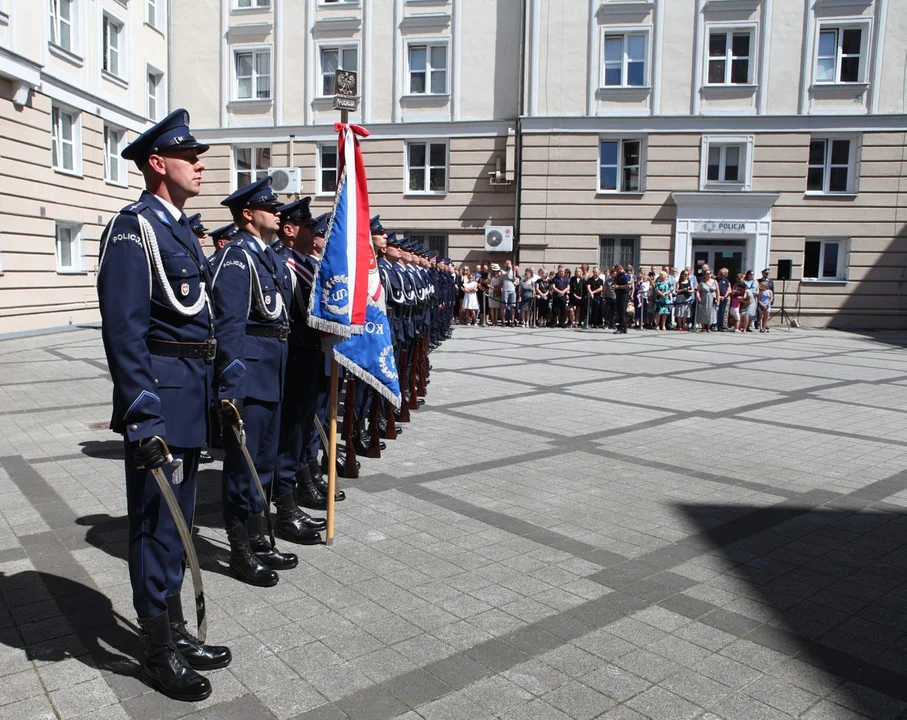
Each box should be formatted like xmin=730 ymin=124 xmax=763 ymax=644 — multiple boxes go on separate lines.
xmin=226 ymin=522 xmax=278 ymax=587
xmin=165 ymin=595 xmax=231 ymax=670
xmin=296 ymin=465 xmax=328 ymax=510
xmin=275 ymin=491 xmax=324 ymax=544
xmin=247 ymin=513 xmax=299 ymax=569
xmin=311 ymin=459 xmax=346 ymax=501
xmin=417 ymin=399 xmax=425 ymax=406
xmin=199 ymin=450 xmax=214 ymax=464
xmin=139 ymin=610 xmax=211 ymax=702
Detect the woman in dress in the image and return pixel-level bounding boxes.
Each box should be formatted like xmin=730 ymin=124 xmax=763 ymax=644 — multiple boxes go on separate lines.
xmin=673 ymin=269 xmax=693 ymax=332
xmin=743 ymin=270 xmax=758 ymax=332
xmin=569 ymin=267 xmax=586 ymax=328
xmin=653 ymin=272 xmax=673 ymax=331
xmin=461 ymin=271 xmax=479 ymax=325
xmin=519 ymin=269 xmax=535 ymax=327
xmin=758 ymin=281 xmax=774 ymax=332
xmin=696 ymin=268 xmax=719 ymax=332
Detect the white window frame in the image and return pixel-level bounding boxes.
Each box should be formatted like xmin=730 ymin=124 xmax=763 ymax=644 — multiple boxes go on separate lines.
xmin=320 ymin=0 xmax=359 ymax=4
xmin=232 ymin=45 xmax=272 ymax=101
xmin=405 ymin=140 xmax=449 ymax=196
xmin=49 ymin=0 xmax=75 ymax=53
xmin=317 ymin=143 xmax=339 ymax=196
xmin=102 ymin=10 xmax=125 ymax=80
xmin=806 ymin=136 xmax=859 ymax=196
xmin=600 ymin=26 xmax=652 ymax=89
xmin=704 ymin=23 xmax=757 ymax=87
xmin=318 ymin=42 xmax=360 ymax=97
xmin=813 ymin=18 xmax=872 ymax=86
xmin=406 ymin=39 xmax=450 ymax=96
xmin=146 ymin=0 xmax=165 ymax=31
xmin=55 ymin=222 xmax=83 ymax=274
xmin=104 ymin=125 xmax=127 ymax=187
xmin=699 ymin=135 xmax=754 ymax=191
xmin=146 ymin=66 xmax=164 ymax=120
xmin=408 ymin=234 xmax=449 ymax=258
xmin=598 ymin=137 xmax=646 ymax=195
xmin=51 ymin=105 xmax=82 ymax=176
xmin=803 ymin=238 xmax=849 ymax=282
xmin=234 ymin=0 xmax=271 ymax=8
xmin=232 ymin=145 xmax=272 ymax=190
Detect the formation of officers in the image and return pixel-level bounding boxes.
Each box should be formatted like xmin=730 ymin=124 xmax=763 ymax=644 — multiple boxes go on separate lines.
xmin=95 ymin=110 xmax=455 ymax=703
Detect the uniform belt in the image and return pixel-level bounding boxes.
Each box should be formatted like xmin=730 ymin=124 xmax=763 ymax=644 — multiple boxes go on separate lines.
xmin=247 ymin=324 xmax=290 ymax=341
xmin=148 ymin=338 xmax=217 ymax=361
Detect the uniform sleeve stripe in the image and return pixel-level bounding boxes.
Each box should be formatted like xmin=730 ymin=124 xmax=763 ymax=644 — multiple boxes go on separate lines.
xmin=224 ymin=359 xmax=246 ymax=374
xmin=126 ymin=390 xmax=161 ymax=416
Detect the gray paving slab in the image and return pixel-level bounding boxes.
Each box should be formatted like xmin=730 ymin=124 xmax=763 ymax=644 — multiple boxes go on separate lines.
xmin=0 ymin=326 xmax=905 ymax=719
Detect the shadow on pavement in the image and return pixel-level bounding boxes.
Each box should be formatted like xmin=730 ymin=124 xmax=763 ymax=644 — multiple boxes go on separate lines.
xmin=0 ymin=570 xmax=142 ymax=679
xmin=79 ymin=440 xmax=125 ymax=460
xmin=679 ymin=503 xmax=907 ymax=717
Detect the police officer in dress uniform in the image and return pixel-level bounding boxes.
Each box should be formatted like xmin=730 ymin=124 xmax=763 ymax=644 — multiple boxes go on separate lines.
xmin=209 ymin=223 xmax=238 ymax=254
xmin=270 ymin=196 xmax=328 ymax=539
xmin=210 ymin=177 xmax=298 ymax=587
xmin=96 ymin=109 xmax=230 ymax=703
xmin=378 ymin=230 xmax=405 ymax=437
xmin=188 ymin=216 xmax=215 ymax=475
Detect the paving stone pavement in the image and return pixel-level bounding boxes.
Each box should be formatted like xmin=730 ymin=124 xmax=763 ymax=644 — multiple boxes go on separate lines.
xmin=0 ymin=325 xmax=906 ymax=720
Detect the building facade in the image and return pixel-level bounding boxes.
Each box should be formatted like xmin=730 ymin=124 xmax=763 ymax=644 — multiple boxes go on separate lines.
xmin=0 ymin=0 xmax=169 ymax=333
xmin=1 ymin=1 xmax=904 ymax=331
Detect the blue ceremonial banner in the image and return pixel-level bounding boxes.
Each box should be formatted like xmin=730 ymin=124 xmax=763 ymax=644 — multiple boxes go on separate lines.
xmin=334 ymin=296 xmax=402 ymax=408
xmin=307 ymin=124 xmax=371 ymax=338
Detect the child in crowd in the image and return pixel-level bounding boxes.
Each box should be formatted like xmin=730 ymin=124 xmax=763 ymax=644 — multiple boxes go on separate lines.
xmin=758 ymin=281 xmax=774 ymax=333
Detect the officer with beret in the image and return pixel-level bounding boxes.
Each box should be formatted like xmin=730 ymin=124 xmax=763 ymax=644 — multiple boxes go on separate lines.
xmin=270 ymin=196 xmax=327 ymax=541
xmin=210 ymin=176 xmax=298 ymax=586
xmin=96 ymin=109 xmax=230 ymax=702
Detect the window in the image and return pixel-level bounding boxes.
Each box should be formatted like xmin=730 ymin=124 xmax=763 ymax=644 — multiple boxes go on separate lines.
xmin=803 ymin=239 xmax=847 ymax=281
xmin=235 ymin=0 xmax=270 ymax=7
xmin=49 ymin=0 xmax=73 ymax=51
xmin=234 ymin=48 xmax=271 ymax=100
xmin=408 ymin=234 xmax=448 ymax=258
xmin=599 ymin=139 xmax=642 ymax=193
xmin=599 ymin=237 xmax=639 ymax=271
xmin=147 ymin=70 xmax=163 ymax=120
xmin=234 ymin=146 xmax=271 ymax=188
xmin=807 ymin=138 xmax=855 ymax=194
xmin=55 ymin=223 xmax=82 ymax=273
xmin=51 ymin=106 xmax=79 ymax=173
xmin=407 ymin=142 xmax=447 ymax=194
xmin=320 ymin=46 xmax=358 ymax=96
xmin=147 ymin=0 xmax=157 ymax=27
xmin=408 ymin=44 xmax=448 ymax=95
xmin=318 ymin=145 xmax=338 ymax=194
xmin=700 ymin=136 xmax=753 ymax=190
xmin=602 ymin=33 xmax=646 ymax=87
xmin=102 ymin=14 xmax=123 ymax=77
xmin=104 ymin=126 xmax=125 ymax=185
xmin=707 ymin=29 xmax=752 ymax=85
xmin=816 ymin=26 xmax=865 ymax=84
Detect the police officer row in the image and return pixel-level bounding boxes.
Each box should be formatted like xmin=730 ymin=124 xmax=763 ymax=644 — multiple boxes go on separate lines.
xmin=97 ymin=109 xmax=455 ymax=704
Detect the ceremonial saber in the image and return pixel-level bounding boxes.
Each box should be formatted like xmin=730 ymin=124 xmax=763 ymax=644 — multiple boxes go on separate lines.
xmin=145 ymin=442 xmax=207 ymax=642
xmin=231 ymin=425 xmax=276 ymax=549
xmin=326 ymin=359 xmax=339 ymax=545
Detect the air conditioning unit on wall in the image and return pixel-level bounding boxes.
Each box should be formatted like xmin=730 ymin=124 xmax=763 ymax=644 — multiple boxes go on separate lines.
xmin=268 ymin=167 xmax=302 ymax=194
xmin=484 ymin=226 xmax=513 ymax=253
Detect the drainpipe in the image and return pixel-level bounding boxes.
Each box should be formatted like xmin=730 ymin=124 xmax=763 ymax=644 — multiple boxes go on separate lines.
xmin=513 ymin=0 xmax=527 ymax=265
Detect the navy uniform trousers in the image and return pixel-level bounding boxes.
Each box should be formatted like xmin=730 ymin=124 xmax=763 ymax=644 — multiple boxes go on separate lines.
xmin=98 ymin=191 xmax=213 ymax=618
xmin=211 ymin=232 xmax=291 ymax=528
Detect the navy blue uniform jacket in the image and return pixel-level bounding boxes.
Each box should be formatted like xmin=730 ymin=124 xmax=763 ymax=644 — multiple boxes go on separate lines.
xmin=97 ymin=191 xmax=213 ymax=448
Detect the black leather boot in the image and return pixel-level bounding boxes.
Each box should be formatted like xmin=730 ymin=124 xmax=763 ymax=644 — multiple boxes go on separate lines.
xmin=166 ymin=594 xmax=231 ymax=670
xmin=226 ymin=521 xmax=278 ymax=587
xmin=275 ymin=491 xmax=324 ymax=544
xmin=247 ymin=512 xmax=298 ymax=570
xmin=138 ymin=610 xmax=211 ymax=702
xmin=296 ymin=464 xmax=328 ymax=510
xmin=310 ymin=459 xmax=346 ymax=502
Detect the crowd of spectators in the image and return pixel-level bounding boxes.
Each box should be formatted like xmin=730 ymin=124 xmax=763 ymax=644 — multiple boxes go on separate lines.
xmin=454 ymin=262 xmax=777 ymax=333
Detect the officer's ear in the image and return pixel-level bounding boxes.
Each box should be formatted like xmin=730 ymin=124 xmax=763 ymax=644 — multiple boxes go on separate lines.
xmin=241 ymin=207 xmax=254 ymax=225
xmin=145 ymin=153 xmax=167 ymax=178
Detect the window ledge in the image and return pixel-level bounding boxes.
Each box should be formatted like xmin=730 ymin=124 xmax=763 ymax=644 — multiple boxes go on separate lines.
xmin=56 ymin=269 xmax=88 ymax=276
xmin=804 ymin=191 xmax=857 ymax=198
xmin=596 ymin=191 xmax=645 ymax=197
xmin=598 ymin=85 xmax=651 ymax=94
xmin=231 ymin=7 xmax=273 ymax=15
xmin=319 ymin=0 xmax=361 ymax=6
xmin=48 ymin=42 xmax=84 ymax=68
xmin=601 ymin=0 xmax=655 ymax=10
xmin=404 ymin=191 xmax=449 ymax=197
xmin=0 ymin=9 xmax=9 ymax=27
xmin=53 ymin=167 xmax=84 ymax=179
xmin=812 ymin=81 xmax=869 ymax=92
xmin=701 ymin=83 xmax=758 ymax=95
xmin=705 ymin=0 xmax=762 ymax=10
xmin=400 ymin=93 xmax=451 ymax=103
xmin=102 ymin=70 xmax=129 ymax=90
xmin=144 ymin=22 xmax=165 ymax=38
xmin=801 ymin=278 xmax=848 ymax=284
xmin=105 ymin=179 xmax=130 ymax=189
xmin=227 ymin=99 xmax=274 ymax=109
xmin=701 ymin=183 xmax=750 ymax=192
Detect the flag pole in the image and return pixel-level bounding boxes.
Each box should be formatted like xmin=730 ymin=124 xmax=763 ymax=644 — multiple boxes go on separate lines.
xmin=325 ymin=106 xmax=350 ymax=547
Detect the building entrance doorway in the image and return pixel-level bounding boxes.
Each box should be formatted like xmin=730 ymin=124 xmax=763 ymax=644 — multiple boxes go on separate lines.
xmin=692 ymin=239 xmax=747 ymax=279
